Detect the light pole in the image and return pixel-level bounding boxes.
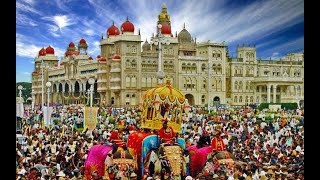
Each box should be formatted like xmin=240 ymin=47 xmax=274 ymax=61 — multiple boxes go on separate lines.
xmin=41 ymin=58 xmax=45 ymax=109
xmin=88 ymin=78 xmax=95 ymax=107
xmin=46 ymin=82 xmax=52 ymax=125
xmin=18 ymin=85 xmax=23 ymax=103
xmin=208 ymin=62 xmax=211 ymax=114
xmin=152 ymin=24 xmax=170 ymax=84
xmin=86 ymin=89 xmax=90 ymax=105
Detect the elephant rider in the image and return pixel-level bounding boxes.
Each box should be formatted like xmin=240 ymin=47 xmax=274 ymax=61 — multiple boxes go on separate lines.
xmin=159 ymin=120 xmax=177 ymax=144
xmin=211 ymin=129 xmax=226 ymax=155
xmin=109 ymin=130 xmax=127 ymax=153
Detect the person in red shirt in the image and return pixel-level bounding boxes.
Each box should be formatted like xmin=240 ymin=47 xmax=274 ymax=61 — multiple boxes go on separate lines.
xmin=109 ymin=131 xmax=127 ymax=154
xmin=211 ymin=130 xmax=226 ymax=153
xmin=159 ymin=120 xmax=176 ymax=144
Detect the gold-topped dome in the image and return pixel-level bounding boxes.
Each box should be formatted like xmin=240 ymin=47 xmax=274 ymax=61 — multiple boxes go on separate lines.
xmin=143 ymin=80 xmax=185 ymax=105
xmin=158 ymin=3 xmax=170 ymax=21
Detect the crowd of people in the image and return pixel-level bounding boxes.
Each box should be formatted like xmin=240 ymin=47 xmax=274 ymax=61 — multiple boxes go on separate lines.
xmin=16 ymin=104 xmax=304 ymax=180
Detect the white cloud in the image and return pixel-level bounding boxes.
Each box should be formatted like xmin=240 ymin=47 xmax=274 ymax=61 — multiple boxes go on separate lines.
xmin=23 ymin=72 xmax=31 ymax=75
xmin=42 ymin=15 xmax=75 ymax=37
xmin=88 ymin=41 xmax=101 ymax=57
xmin=16 ymin=35 xmax=42 ymax=58
xmin=16 ymin=33 xmax=66 ymax=58
xmin=21 ymin=0 xmax=36 ymax=5
xmin=16 ymin=12 xmax=38 ymax=26
xmin=53 ymin=15 xmax=74 ymax=30
xmin=84 ymin=29 xmax=95 ymax=36
xmin=16 ymin=1 xmax=42 ymax=15
xmin=117 ymin=0 xmax=303 ymax=45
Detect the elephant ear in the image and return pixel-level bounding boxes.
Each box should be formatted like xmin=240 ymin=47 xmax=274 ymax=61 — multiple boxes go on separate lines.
xmin=154 ymin=159 xmax=161 ymax=174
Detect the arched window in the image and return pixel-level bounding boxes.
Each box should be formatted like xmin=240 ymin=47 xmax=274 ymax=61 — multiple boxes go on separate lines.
xmin=245 ymin=96 xmax=248 ymax=102
xmin=131 ymin=75 xmax=136 ymax=87
xmin=142 ymin=77 xmax=146 ymax=87
xmin=126 ymin=94 xmax=130 ymax=105
xmin=235 ymin=81 xmax=238 ymax=90
xmin=126 ymin=59 xmax=130 ymax=68
xmin=131 ymin=60 xmax=136 ymax=69
xmin=192 ymin=63 xmax=196 ymax=72
xmin=202 ymin=95 xmax=206 ymax=104
xmin=212 ymin=64 xmax=216 ymax=73
xmin=131 ymin=94 xmax=136 ymax=105
xmin=250 ymin=96 xmax=254 ymax=103
xmin=147 ymin=77 xmax=152 ymax=87
xmin=126 ymin=76 xmax=131 ymax=87
xmin=201 ymin=63 xmax=206 ymax=71
xmin=239 ymin=81 xmax=243 ymax=90
xmin=239 ymin=96 xmax=243 ymax=103
xmin=217 ymin=64 xmax=221 ymax=74
xmin=182 ymin=63 xmax=186 ymax=71
xmin=152 ymin=77 xmax=157 ymax=87
xmin=234 ymin=96 xmax=238 ymax=103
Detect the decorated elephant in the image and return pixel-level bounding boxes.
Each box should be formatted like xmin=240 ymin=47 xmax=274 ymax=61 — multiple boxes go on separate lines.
xmin=105 ymin=147 xmax=138 ymax=180
xmin=84 ymin=144 xmax=137 ymax=180
xmin=84 ymin=144 xmax=113 ymax=179
xmin=201 ymin=151 xmax=235 ymax=176
xmin=187 ymin=145 xmax=212 ymax=177
xmin=141 ymin=135 xmax=189 ymax=180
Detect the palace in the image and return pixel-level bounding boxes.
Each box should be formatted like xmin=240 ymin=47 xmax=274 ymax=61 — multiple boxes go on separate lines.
xmin=31 ymin=3 xmax=304 ymax=107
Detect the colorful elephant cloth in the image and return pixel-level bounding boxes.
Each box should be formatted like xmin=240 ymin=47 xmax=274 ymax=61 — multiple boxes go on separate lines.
xmin=84 ymin=144 xmax=113 ymax=179
xmin=187 ymin=145 xmax=212 ymax=177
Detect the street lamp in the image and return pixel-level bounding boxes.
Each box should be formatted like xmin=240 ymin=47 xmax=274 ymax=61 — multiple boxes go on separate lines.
xmin=18 ymin=85 xmax=23 ymax=103
xmin=46 ymin=82 xmax=51 ymax=125
xmin=88 ymin=78 xmax=95 ymax=107
xmin=152 ymin=24 xmax=170 ymax=84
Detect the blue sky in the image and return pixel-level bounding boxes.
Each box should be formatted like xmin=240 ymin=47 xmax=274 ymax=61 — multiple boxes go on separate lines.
xmin=16 ymin=0 xmax=304 ymax=83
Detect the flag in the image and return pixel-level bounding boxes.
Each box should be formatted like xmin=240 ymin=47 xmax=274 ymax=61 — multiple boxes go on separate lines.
xmin=84 ymin=107 xmax=98 ymax=131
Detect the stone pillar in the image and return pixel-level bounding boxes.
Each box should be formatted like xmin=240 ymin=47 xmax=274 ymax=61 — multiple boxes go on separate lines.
xmin=279 ymin=86 xmax=282 ymax=103
xmin=267 ymin=84 xmax=271 ymax=103
xmin=99 ymin=93 xmax=104 ymax=106
xmin=273 ymin=84 xmax=277 ymax=103
xmin=259 ymin=86 xmax=262 ymax=102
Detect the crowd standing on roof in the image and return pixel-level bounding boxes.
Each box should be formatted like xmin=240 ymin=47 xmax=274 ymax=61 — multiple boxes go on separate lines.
xmin=16 ymin=104 xmax=304 ymax=180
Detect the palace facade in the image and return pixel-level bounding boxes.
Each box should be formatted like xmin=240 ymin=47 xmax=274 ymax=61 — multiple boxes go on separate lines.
xmin=31 ymin=3 xmax=304 ymax=107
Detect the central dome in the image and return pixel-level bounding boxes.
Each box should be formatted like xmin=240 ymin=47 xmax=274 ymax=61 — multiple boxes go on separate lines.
xmin=142 ymin=39 xmax=151 ymax=51
xmin=178 ymin=24 xmax=192 ymax=43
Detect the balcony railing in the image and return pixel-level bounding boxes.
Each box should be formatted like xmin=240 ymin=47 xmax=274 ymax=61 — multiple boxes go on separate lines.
xmin=253 ymin=77 xmax=303 ymax=82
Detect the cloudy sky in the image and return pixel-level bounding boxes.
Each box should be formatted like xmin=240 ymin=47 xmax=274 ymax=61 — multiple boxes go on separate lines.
xmin=16 ymin=0 xmax=304 ymax=82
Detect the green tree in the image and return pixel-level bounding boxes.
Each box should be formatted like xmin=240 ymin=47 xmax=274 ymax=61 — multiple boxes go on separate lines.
xmin=16 ymin=82 xmax=32 ymax=102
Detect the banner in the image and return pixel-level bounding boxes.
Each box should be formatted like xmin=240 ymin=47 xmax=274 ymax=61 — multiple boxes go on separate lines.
xmin=43 ymin=106 xmax=53 ymax=127
xmin=16 ymin=102 xmax=24 ymax=118
xmin=85 ymin=107 xmax=98 ymax=131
